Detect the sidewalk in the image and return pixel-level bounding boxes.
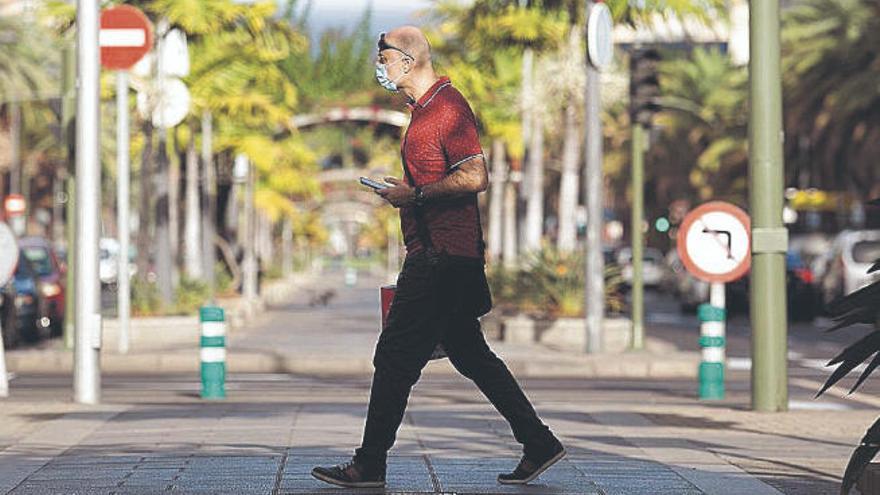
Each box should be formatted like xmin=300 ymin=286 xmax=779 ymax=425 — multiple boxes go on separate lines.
xmin=5 ymin=270 xmax=701 ymax=379
xmin=0 ymin=267 xmax=869 ymax=494
xmin=0 ymin=373 xmax=864 ymax=494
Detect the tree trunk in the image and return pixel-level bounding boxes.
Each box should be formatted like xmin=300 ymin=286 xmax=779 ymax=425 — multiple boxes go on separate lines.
xmin=503 ymin=167 xmax=519 ymax=269
xmin=136 ymin=120 xmax=153 ymax=283
xmin=241 ymin=156 xmax=257 ymax=302
xmin=184 ymin=120 xmax=202 ymax=279
xmin=168 ymin=130 xmax=180 ymax=286
xmin=557 ymin=101 xmax=581 ymax=252
xmin=282 ymin=217 xmax=293 ymax=277
xmin=487 ymin=139 xmax=506 ymax=263
xmin=258 ymin=213 xmax=274 ymax=269
xmin=155 ymin=130 xmax=173 ymax=305
xmin=200 ymin=112 xmax=217 ymax=299
xmin=523 ymin=110 xmax=545 ymax=252
xmin=10 ymin=102 xmax=21 ymax=194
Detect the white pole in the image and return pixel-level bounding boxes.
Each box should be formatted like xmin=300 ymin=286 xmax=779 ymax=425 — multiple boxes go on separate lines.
xmin=74 ymin=0 xmax=102 ymax=404
xmin=201 ymin=111 xmax=217 ymax=301
xmin=584 ymin=0 xmax=605 ymax=353
xmin=116 ymin=71 xmax=131 ymax=355
xmin=242 ymin=157 xmax=257 ymax=306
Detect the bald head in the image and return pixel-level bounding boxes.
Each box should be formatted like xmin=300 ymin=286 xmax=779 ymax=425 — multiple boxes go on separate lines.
xmin=383 ymin=25 xmax=432 ymax=70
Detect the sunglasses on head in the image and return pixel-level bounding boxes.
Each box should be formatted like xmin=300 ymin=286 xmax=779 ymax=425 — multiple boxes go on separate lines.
xmin=378 ymin=32 xmax=414 ymax=60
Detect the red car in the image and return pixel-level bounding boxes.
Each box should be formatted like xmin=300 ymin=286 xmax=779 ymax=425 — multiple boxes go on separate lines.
xmin=18 ymin=237 xmax=65 ymax=337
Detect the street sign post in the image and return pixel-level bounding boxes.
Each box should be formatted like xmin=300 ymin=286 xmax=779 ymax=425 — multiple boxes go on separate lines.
xmin=0 ymin=222 xmax=20 ymax=398
xmin=101 ymin=6 xmax=152 ymax=356
xmin=678 ymin=202 xmax=752 ymax=400
xmin=584 ymin=0 xmax=610 ymax=353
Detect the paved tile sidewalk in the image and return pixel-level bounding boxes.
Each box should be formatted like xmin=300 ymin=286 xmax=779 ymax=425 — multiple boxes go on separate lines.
xmin=0 ymin=373 xmax=867 ymax=494
xmin=0 ymin=270 xmax=871 ymax=494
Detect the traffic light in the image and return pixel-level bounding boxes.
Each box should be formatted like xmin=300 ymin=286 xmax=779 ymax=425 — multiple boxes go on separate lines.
xmin=630 ymin=48 xmax=661 ymax=127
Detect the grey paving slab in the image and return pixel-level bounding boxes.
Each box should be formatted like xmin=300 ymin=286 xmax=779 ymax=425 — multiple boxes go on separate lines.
xmin=0 ymin=409 xmax=126 ymax=495
xmin=429 ymin=457 xmax=600 ymax=495
xmin=282 ymin=455 xmax=435 ymax=493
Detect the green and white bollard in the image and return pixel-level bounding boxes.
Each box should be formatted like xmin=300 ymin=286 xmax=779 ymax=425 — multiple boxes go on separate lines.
xmin=200 ymin=306 xmax=226 ymax=400
xmin=698 ymin=282 xmax=726 ymax=400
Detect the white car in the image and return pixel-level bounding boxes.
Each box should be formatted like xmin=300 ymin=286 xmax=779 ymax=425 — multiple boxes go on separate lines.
xmin=617 ymin=247 xmax=666 ymax=288
xmin=817 ymin=230 xmax=880 ymax=304
xmin=99 ymin=238 xmax=137 ymax=285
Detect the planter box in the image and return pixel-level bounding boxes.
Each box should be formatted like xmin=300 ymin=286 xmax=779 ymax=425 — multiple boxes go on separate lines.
xmin=102 ymin=316 xmax=200 ymax=351
xmin=480 ymin=312 xmax=504 ymax=341
xmin=504 ymin=314 xmax=537 ymax=345
xmin=501 ymin=314 xmax=631 ymax=353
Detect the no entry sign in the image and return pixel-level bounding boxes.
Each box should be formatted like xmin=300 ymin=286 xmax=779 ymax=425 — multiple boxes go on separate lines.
xmin=100 ymin=6 xmax=153 ymax=71
xmin=677 ymin=201 xmax=752 ymax=284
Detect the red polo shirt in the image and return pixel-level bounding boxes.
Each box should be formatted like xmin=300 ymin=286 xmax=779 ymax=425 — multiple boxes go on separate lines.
xmin=400 ymin=77 xmax=485 ymax=260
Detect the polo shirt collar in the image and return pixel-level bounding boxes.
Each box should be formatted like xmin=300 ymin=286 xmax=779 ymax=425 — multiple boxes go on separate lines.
xmin=410 ymin=76 xmax=452 ymax=109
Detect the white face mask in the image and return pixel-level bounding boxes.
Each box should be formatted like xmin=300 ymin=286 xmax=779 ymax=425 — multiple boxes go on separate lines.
xmin=375 ymin=57 xmax=407 ymax=93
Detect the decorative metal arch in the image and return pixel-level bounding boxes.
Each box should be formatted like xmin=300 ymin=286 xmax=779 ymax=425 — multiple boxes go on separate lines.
xmin=291 ymin=106 xmax=410 ymax=129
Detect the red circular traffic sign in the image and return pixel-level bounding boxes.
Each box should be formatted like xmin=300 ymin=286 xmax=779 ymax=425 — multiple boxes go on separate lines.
xmin=677 ymin=201 xmax=752 ymax=284
xmin=100 ymin=6 xmax=153 ymax=71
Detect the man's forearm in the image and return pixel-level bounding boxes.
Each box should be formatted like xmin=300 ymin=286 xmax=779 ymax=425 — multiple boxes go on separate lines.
xmin=421 ymin=157 xmax=488 ymax=201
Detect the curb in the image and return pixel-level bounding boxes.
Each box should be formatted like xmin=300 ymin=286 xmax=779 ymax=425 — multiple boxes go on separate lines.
xmin=6 ymin=348 xmax=700 ymax=379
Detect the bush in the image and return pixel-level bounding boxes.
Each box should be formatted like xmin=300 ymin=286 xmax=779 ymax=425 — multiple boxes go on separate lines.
xmin=132 ymin=277 xmax=161 ymax=316
xmin=173 ymin=278 xmax=211 ymax=315
xmin=131 ymin=276 xmax=213 ymax=317
xmin=488 ymin=247 xmax=627 ymax=318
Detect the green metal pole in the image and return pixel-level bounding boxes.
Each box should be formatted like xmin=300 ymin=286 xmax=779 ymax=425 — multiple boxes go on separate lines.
xmin=62 ymin=39 xmax=76 ymax=351
xmin=630 ymin=123 xmax=645 ymax=351
xmin=749 ymin=0 xmax=789 ymax=412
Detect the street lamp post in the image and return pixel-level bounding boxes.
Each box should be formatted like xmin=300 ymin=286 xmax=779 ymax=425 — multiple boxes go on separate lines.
xmin=749 ymin=0 xmax=789 ymax=412
xmin=630 ymin=122 xmax=645 ymax=351
xmin=584 ymin=0 xmax=605 ymax=353
xmin=74 ymin=0 xmax=102 ymax=404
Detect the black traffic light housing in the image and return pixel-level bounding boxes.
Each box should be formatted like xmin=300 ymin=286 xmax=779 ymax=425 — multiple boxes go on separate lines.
xmin=630 ymin=48 xmax=662 ymax=127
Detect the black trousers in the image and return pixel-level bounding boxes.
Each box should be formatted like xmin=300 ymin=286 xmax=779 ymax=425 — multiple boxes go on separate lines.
xmin=354 ymin=251 xmax=558 ymax=468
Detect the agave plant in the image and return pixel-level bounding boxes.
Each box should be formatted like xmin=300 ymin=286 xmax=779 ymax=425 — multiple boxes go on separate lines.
xmin=815 ymin=197 xmax=880 ymax=494
xmin=486 ymin=247 xmax=625 ymax=318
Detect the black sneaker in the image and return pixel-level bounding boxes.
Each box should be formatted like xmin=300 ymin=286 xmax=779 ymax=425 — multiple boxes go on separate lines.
xmin=311 ymin=459 xmax=386 ymax=488
xmin=497 ymin=442 xmax=566 ymax=485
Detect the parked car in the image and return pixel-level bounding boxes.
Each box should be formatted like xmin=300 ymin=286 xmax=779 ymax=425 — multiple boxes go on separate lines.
xmin=785 ymin=251 xmax=823 ymax=321
xmin=816 ymin=230 xmax=880 ymax=306
xmin=12 ymin=254 xmax=50 ymax=343
xmin=19 ymin=236 xmax=65 ymax=337
xmin=99 ymin=237 xmax=137 ymax=286
xmin=617 ymin=247 xmax=666 ymax=288
xmin=725 ymin=250 xmax=823 ymax=321
xmin=665 ymin=249 xmax=709 ymax=312
xmin=789 ymin=232 xmax=833 ymax=270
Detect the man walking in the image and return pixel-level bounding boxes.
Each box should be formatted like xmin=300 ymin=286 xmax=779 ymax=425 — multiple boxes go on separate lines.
xmin=312 ymin=26 xmax=565 ymax=489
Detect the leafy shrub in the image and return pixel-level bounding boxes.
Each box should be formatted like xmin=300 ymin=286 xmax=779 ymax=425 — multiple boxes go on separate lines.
xmin=488 ymin=247 xmax=627 ymax=318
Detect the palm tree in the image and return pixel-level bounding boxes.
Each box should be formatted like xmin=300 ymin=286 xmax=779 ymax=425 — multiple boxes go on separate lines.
xmin=0 ymin=16 xmax=59 ymax=200
xmin=654 ymin=48 xmax=748 ymax=204
xmin=782 ymin=0 xmax=880 ymax=203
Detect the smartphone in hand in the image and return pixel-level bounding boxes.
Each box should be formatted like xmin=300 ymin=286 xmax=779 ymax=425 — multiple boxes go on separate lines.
xmin=359 ymin=177 xmax=390 ymax=190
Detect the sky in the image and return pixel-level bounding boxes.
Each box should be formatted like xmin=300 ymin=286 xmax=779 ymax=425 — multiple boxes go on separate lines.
xmin=300 ymin=0 xmax=433 ymax=37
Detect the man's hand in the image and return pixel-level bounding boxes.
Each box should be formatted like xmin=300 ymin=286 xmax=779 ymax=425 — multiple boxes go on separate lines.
xmin=376 ymin=177 xmax=415 ymax=208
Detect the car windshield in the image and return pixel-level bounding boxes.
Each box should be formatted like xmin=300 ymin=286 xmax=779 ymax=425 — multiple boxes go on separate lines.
xmin=852 ymin=240 xmax=880 ymax=264
xmin=22 ymin=247 xmax=54 ymax=276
